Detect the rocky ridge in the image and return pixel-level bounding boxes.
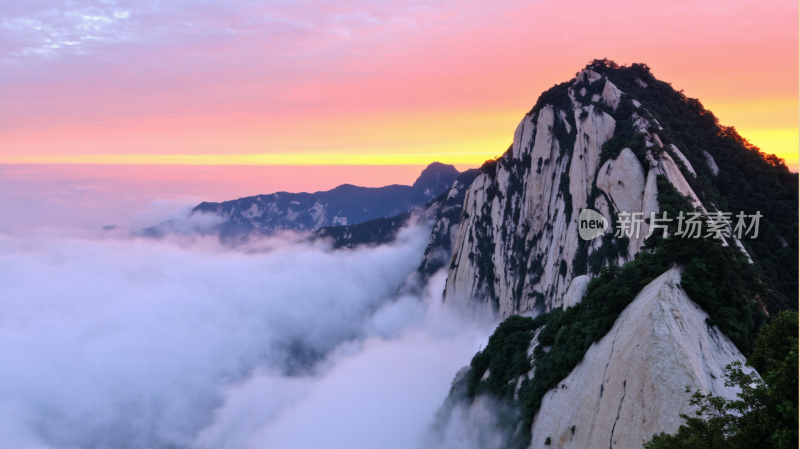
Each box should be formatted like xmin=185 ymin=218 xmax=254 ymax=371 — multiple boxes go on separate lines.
xmin=190 ymin=162 xmax=460 ymax=240
xmin=432 ymin=268 xmax=751 ymax=449
xmin=527 ymin=268 xmax=748 ymax=448
xmin=427 ymin=60 xmax=797 ymax=449
xmin=441 ymin=64 xmax=757 ymax=319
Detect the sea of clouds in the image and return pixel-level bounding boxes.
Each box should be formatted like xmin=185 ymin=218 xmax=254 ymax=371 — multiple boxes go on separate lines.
xmin=0 ymin=205 xmax=493 ymax=449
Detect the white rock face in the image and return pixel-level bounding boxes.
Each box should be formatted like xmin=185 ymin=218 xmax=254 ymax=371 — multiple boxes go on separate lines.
xmin=569 ymin=105 xmax=617 ymax=222
xmin=562 ymin=275 xmax=590 ymax=309
xmin=646 ymin=150 xmax=706 ymax=214
xmin=528 ymin=268 xmax=751 ymax=449
xmin=576 ymin=69 xmax=602 ymax=84
xmin=596 ymin=148 xmax=646 ymax=257
xmin=401 ymin=169 xmax=482 ymax=294
xmin=441 ymin=69 xmax=741 ymax=319
xmin=601 ymin=80 xmax=622 ymax=110
xmin=669 ymin=144 xmax=697 ymax=176
xmin=704 ymin=151 xmax=720 ymax=176
xmin=639 ymin=168 xmax=661 ymax=250
xmin=444 ymin=96 xmax=617 ymax=317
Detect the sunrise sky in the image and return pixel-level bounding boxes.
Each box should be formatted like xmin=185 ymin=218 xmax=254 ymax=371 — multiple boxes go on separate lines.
xmin=1 ymin=0 xmax=798 ymax=196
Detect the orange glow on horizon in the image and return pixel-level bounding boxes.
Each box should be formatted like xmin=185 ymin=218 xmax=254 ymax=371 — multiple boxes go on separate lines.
xmin=0 ymin=153 xmax=499 ymax=166
xmin=1 ymin=0 xmax=796 ymax=184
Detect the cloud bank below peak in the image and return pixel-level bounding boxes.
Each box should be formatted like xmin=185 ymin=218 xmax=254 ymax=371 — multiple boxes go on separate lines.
xmin=0 ymin=219 xmax=490 ymax=449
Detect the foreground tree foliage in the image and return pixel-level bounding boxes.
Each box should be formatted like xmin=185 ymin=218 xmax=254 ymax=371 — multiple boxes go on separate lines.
xmin=644 ymin=311 xmax=798 ymax=449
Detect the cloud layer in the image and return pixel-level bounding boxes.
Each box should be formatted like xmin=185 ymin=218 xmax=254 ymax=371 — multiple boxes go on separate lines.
xmin=0 ymin=221 xmax=490 ymax=449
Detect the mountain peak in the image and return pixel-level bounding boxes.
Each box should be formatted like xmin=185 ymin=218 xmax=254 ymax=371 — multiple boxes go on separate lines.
xmin=412 ymin=162 xmax=460 ymax=192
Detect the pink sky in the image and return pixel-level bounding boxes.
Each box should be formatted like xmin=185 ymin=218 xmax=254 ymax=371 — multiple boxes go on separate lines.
xmin=0 ymin=164 xmax=436 ymax=231
xmin=1 ymin=0 xmax=797 ymax=195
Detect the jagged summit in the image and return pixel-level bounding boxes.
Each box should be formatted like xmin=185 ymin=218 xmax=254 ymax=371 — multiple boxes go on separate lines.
xmin=441 ymin=59 xmax=797 ymax=319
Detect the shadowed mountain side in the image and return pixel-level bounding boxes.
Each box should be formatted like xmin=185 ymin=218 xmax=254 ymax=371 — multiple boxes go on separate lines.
xmin=312 ymin=213 xmax=414 ymax=249
xmin=310 ymin=169 xmax=481 ymax=255
xmin=143 ymin=162 xmax=460 ymax=241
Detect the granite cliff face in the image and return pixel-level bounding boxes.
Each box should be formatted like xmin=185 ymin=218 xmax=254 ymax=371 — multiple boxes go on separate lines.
xmin=428 ymin=60 xmax=797 ymax=449
xmin=526 ymin=268 xmax=748 ymax=448
xmin=442 ymin=68 xmax=624 ymax=318
xmin=441 ymin=65 xmax=755 ymax=319
xmin=408 ymin=169 xmax=481 ymax=288
xmin=431 ymin=269 xmax=751 ymax=449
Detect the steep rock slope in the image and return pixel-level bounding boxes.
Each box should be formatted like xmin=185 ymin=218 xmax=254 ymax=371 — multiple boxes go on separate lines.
xmin=192 ymin=162 xmax=459 ymax=239
xmin=442 ymin=62 xmax=796 ymax=319
xmin=432 ymin=268 xmax=751 ymax=449
xmin=443 ymin=69 xmax=627 ymax=317
xmin=429 ymin=60 xmax=797 ymax=449
xmin=527 ymin=268 xmax=748 ymax=448
xmin=413 ymin=169 xmax=482 ymax=284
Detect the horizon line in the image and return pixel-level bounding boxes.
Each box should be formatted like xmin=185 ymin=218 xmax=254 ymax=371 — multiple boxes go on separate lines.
xmin=0 ymin=153 xmax=501 ymax=166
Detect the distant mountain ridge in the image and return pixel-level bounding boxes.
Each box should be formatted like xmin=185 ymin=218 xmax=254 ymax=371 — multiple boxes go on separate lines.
xmin=191 ymin=162 xmax=460 ymax=239
xmin=311 ymin=169 xmax=481 ymax=255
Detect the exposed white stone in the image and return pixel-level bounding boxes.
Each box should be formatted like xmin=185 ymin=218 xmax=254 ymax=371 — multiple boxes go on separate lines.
xmin=631 ymin=112 xmax=650 ymax=135
xmin=242 ymin=203 xmax=263 ymax=219
xmin=596 ymin=148 xmax=646 ymax=258
xmin=596 ymin=148 xmax=646 ymax=215
xmin=732 ymin=236 xmax=754 ymax=264
xmin=512 ymin=115 xmax=536 ymax=159
xmin=285 ymin=207 xmax=300 ymax=222
xmin=309 ymin=201 xmax=327 ymax=228
xmin=569 ymin=106 xmax=617 ymax=229
xmin=562 ymin=275 xmax=590 ymax=309
xmin=652 ymin=133 xmax=664 ymax=148
xmin=515 ymin=327 xmax=544 ymax=399
xmin=465 ymin=395 xmax=507 ymax=449
xmin=650 ymin=116 xmax=663 ymax=130
xmin=559 ymin=109 xmax=572 ymax=134
xmin=635 ymin=77 xmax=648 ymax=88
xmin=669 ymin=144 xmax=697 ymax=176
xmin=703 ymin=151 xmax=720 ymax=176
xmin=646 ymin=150 xmax=705 ymax=214
xmin=601 ymin=80 xmax=622 ymax=110
xmin=444 ymin=97 xmax=617 ymax=316
xmin=442 ymin=68 xmax=751 ymax=318
xmin=528 ymin=268 xmax=752 ymax=449
xmin=435 ymin=67 xmax=763 ymax=449
xmin=576 ymin=69 xmax=602 ymax=84
xmin=639 ymin=169 xmax=661 ymax=250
